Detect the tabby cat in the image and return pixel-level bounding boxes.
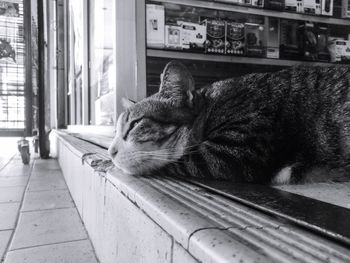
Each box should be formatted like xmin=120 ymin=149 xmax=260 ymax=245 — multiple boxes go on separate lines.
xmin=108 ymin=61 xmax=350 ymax=184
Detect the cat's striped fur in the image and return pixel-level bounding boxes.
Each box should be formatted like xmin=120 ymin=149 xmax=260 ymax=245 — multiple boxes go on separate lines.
xmin=109 ymin=61 xmax=350 ymax=184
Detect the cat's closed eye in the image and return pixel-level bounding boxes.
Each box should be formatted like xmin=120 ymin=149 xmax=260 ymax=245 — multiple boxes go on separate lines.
xmin=129 ymin=119 xmax=141 ymax=130
xmin=128 ymin=118 xmax=179 ymax=143
xmin=124 ymin=118 xmax=142 ymax=140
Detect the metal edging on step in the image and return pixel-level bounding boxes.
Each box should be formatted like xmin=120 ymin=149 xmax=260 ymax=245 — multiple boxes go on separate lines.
xmin=185 ymin=179 xmax=350 ymax=247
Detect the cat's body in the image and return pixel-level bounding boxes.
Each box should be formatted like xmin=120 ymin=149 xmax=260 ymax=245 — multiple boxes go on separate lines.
xmin=109 ymin=61 xmax=350 ymax=184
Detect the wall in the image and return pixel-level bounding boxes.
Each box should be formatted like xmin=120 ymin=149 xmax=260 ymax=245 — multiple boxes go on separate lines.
xmin=51 ymin=132 xmax=198 ymax=263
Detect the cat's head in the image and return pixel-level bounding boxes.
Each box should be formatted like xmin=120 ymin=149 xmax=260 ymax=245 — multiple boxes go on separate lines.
xmin=108 ymin=61 xmax=201 ymax=175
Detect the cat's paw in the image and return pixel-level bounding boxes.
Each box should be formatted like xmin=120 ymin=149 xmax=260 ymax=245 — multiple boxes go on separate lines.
xmin=272 ymin=166 xmax=293 ymax=185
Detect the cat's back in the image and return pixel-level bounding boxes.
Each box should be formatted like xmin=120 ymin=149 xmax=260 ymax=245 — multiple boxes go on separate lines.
xmin=202 ymin=65 xmax=350 ymax=108
xmin=197 ymin=65 xmax=350 ymax=140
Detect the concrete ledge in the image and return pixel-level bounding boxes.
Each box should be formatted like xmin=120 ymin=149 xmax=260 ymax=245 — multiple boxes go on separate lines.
xmin=51 ymin=130 xmax=350 ymax=263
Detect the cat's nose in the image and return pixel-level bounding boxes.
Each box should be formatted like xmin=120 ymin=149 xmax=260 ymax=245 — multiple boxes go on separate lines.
xmin=108 ymin=144 xmax=118 ymax=158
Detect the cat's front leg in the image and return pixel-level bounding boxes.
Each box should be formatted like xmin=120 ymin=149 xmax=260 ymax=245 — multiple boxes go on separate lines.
xmin=272 ymin=162 xmax=331 ymax=185
xmin=272 ymin=162 xmax=314 ymax=185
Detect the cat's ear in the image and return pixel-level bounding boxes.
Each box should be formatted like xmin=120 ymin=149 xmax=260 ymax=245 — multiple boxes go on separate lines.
xmin=159 ymin=61 xmax=195 ymax=97
xmin=187 ymin=89 xmax=204 ymax=114
xmin=121 ymin=97 xmax=135 ymax=110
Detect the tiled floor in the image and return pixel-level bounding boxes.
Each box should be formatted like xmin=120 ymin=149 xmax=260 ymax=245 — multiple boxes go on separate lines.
xmin=0 ymin=148 xmax=98 ymax=262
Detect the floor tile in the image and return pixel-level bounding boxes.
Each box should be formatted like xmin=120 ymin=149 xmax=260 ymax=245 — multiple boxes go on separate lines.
xmin=30 ymin=169 xmax=62 ymax=179
xmin=0 ymin=177 xmax=29 ymax=188
xmin=27 ymin=175 xmax=67 ymax=192
xmin=0 ymin=187 xmax=25 ymax=203
xmin=10 ymin=208 xmax=87 ymax=250
xmin=5 ymin=240 xmax=97 ymax=263
xmin=0 ymin=203 xmax=20 ymax=230
xmin=0 ymin=230 xmax=12 ymax=260
xmin=0 ymin=164 xmax=31 ymax=177
xmin=0 ymin=157 xmax=13 ymax=172
xmin=21 ymin=189 xmax=74 ymax=212
xmin=33 ymin=159 xmax=61 ymax=171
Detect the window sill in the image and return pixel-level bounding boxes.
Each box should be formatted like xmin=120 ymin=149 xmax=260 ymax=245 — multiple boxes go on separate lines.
xmin=51 ymin=130 xmax=350 ymax=262
xmin=62 ymin=126 xmax=115 ymax=149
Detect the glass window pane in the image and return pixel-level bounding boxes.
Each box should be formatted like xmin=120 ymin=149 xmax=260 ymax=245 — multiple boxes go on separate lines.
xmin=88 ymin=0 xmax=115 ymax=126
xmin=0 ymin=1 xmax=25 ymax=129
xmin=67 ymin=0 xmax=84 ymax=125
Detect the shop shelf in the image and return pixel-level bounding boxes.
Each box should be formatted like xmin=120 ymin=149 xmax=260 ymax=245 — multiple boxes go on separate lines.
xmin=147 ymin=48 xmax=334 ymax=67
xmin=154 ymin=0 xmax=350 ymax=26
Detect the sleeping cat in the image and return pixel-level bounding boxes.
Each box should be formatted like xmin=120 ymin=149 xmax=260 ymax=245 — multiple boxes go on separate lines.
xmin=108 ymin=61 xmax=350 ymax=184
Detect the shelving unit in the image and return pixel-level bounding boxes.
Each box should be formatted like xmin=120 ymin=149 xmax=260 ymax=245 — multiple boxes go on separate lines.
xmin=147 ymin=49 xmax=335 ymax=67
xmin=154 ymin=0 xmax=350 ymax=26
xmin=144 ymin=0 xmax=350 ymax=96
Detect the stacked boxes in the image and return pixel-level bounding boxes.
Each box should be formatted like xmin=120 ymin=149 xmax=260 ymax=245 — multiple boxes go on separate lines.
xmin=252 ymin=0 xmax=264 ymax=7
xmin=322 ymin=0 xmax=333 ymax=16
xmin=225 ymin=22 xmax=245 ymax=55
xmin=280 ymin=20 xmax=301 ymax=59
xmin=264 ymin=0 xmax=285 ymax=10
xmin=284 ymin=0 xmax=333 ymax=15
xmin=329 ymin=39 xmax=350 ymax=62
xmin=285 ymin=0 xmax=304 ymax=12
xmin=316 ymin=25 xmax=330 ymax=61
xmin=298 ymin=22 xmax=318 ymax=60
xmin=146 ymin=3 xmax=344 ymax=63
xmin=244 ymin=23 xmax=266 ymax=57
xmin=213 ymin=0 xmax=240 ymax=4
xmin=146 ymin=4 xmax=165 ymax=48
xmin=303 ymin=0 xmax=321 ymax=15
xmin=209 ymin=0 xmax=335 ymax=16
xmin=342 ymin=0 xmax=350 ymax=18
xmin=215 ymin=0 xmax=263 ymax=6
xmin=165 ymin=25 xmax=182 ymax=49
xmin=265 ymin=18 xmax=280 ymax=58
xmin=203 ymin=19 xmax=226 ymax=54
xmin=179 ymin=22 xmax=206 ymax=50
xmin=239 ymin=0 xmax=252 ymax=5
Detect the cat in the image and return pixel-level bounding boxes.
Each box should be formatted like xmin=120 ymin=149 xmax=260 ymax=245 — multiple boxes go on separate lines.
xmin=108 ymin=61 xmax=350 ymax=184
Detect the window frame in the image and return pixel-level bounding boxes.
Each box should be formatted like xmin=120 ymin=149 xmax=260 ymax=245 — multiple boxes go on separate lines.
xmin=59 ymin=0 xmax=146 ymax=138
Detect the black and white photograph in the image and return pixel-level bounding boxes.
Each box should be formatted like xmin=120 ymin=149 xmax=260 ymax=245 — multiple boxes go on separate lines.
xmin=0 ymin=0 xmax=350 ymax=262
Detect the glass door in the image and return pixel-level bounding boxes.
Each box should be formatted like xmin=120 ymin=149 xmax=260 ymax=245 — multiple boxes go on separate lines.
xmin=0 ymin=0 xmax=26 ymax=135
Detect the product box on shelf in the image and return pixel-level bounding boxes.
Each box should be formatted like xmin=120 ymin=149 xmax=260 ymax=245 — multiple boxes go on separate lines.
xmin=214 ymin=0 xmax=253 ymax=6
xmin=252 ymin=0 xmax=264 ymax=7
xmin=239 ymin=0 xmax=252 ymax=5
xmin=329 ymin=38 xmax=350 ymax=62
xmin=213 ymin=0 xmax=239 ymax=4
xmin=342 ymin=0 xmax=350 ymax=18
xmin=298 ymin=22 xmax=318 ymax=60
xmin=285 ymin=0 xmax=303 ymax=12
xmin=178 ymin=21 xmax=206 ymax=50
xmin=264 ymin=0 xmax=285 ymax=10
xmin=146 ymin=4 xmax=165 ymax=48
xmin=265 ymin=18 xmax=280 ymax=59
xmin=225 ymin=21 xmax=245 ymax=55
xmin=321 ymin=0 xmax=333 ymax=16
xmin=280 ymin=20 xmax=301 ymax=59
xmin=244 ymin=23 xmax=265 ymax=57
xmin=316 ymin=25 xmax=330 ymax=61
xmin=203 ymin=19 xmax=226 ymax=54
xmin=343 ymin=41 xmax=350 ymax=62
xmin=303 ymin=0 xmax=321 ymax=15
xmin=165 ymin=25 xmax=182 ymax=49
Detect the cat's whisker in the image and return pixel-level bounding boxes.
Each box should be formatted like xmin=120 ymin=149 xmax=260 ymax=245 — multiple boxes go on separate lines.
xmin=150 ymin=158 xmax=189 ymax=164
xmin=131 ymin=151 xmax=184 ymax=158
xmin=134 ymin=147 xmax=199 ymax=155
xmin=127 ymin=152 xmax=190 ymax=163
xmin=135 ymin=144 xmax=200 ymax=154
